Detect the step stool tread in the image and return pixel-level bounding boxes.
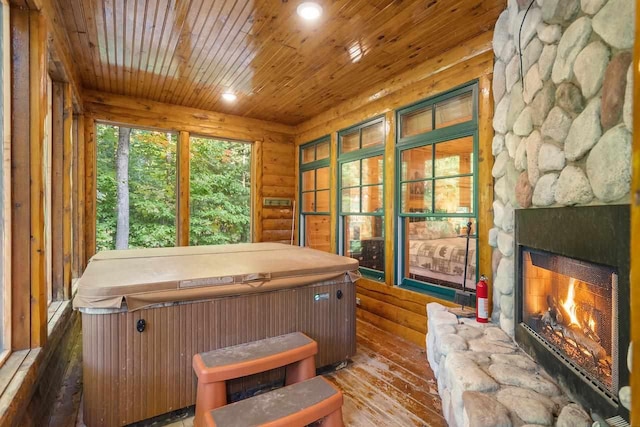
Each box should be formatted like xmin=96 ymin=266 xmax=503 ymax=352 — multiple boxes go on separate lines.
xmin=200 ymin=332 xmax=315 ymax=368
xmin=209 ymin=376 xmax=340 ymax=426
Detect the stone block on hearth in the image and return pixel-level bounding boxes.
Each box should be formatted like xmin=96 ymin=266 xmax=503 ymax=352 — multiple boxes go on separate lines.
xmin=556 ymin=403 xmax=592 ymax=427
xmin=455 ymin=324 xmax=484 ymax=341
xmin=462 ymin=392 xmax=512 ymax=427
xmin=484 ymin=327 xmax=513 ymax=344
xmin=491 ymin=354 xmax=537 ymax=371
xmin=496 ymin=388 xmax=554 ymax=425
xmin=489 ymin=363 xmax=561 ymax=396
xmin=439 ymin=334 xmax=468 ymax=356
xmin=468 ymin=339 xmax=516 ymax=354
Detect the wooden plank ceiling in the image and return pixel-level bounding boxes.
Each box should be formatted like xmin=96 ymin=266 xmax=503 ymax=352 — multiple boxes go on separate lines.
xmin=58 ymin=0 xmax=504 ymax=125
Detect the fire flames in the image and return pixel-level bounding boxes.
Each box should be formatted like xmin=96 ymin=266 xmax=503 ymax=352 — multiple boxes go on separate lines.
xmin=560 ymin=278 xmax=597 ymax=335
xmin=561 ymin=278 xmax=580 ymax=326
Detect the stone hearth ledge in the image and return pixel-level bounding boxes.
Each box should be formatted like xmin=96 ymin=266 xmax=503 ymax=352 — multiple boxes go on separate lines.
xmin=426 ymin=303 xmax=593 ymax=427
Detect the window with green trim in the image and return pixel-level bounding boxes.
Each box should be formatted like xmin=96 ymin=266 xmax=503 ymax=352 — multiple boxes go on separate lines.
xmin=396 ymin=83 xmax=478 ymax=299
xmin=338 ymin=118 xmax=385 ymax=280
xmin=299 ymin=138 xmax=331 ymax=252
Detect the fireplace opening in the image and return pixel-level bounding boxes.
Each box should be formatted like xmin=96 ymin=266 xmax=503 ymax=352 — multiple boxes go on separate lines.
xmin=521 ymin=249 xmax=617 ymax=396
xmin=515 ymin=205 xmax=629 ymax=420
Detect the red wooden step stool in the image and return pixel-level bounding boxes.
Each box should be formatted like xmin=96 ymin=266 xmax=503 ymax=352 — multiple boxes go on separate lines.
xmin=192 ymin=332 xmax=318 ymax=427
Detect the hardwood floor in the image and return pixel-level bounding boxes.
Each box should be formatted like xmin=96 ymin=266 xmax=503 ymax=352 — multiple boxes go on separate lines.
xmin=325 ymin=320 xmax=445 ymax=427
xmin=49 ymin=319 xmax=444 ymax=427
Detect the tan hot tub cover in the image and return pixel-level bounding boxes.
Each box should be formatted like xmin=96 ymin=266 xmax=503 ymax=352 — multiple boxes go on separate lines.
xmin=73 ymin=243 xmax=360 ymax=311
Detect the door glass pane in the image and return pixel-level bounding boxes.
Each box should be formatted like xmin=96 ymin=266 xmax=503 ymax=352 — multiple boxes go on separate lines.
xmin=401 ymin=146 xmax=433 ymax=181
xmin=401 ymin=181 xmax=432 ymax=214
xmin=304 ymin=215 xmax=330 ymax=252
xmin=316 ymin=190 xmax=330 ymax=212
xmin=341 ymin=160 xmax=360 ymax=188
xmin=341 ymin=188 xmax=360 ymax=213
xmin=434 ymin=176 xmax=473 ymax=214
xmin=302 ymin=170 xmax=315 ymax=191
xmin=302 ymin=146 xmax=315 ymax=164
xmin=341 ymin=131 xmax=359 ymax=154
xmin=316 ymin=167 xmax=330 ymax=189
xmin=402 ymin=106 xmax=433 ymax=138
xmin=405 ymin=217 xmax=477 ymax=290
xmin=316 ymin=141 xmax=330 ymax=160
xmin=361 ymin=155 xmax=383 ymax=185
xmin=302 ymin=192 xmax=315 ymax=212
xmin=362 ymin=185 xmax=383 ymax=213
xmin=361 ymin=122 xmax=384 ymax=149
xmin=189 ymin=137 xmax=251 ymax=245
xmin=435 ymin=92 xmax=473 ymax=128
xmin=435 ymin=136 xmax=474 ymax=177
xmin=344 ymin=216 xmax=384 ymax=271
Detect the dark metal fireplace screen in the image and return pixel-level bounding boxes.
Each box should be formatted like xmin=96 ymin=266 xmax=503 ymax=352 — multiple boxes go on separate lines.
xmin=515 ymin=205 xmax=629 ymax=420
xmin=521 ymin=249 xmax=617 ymax=396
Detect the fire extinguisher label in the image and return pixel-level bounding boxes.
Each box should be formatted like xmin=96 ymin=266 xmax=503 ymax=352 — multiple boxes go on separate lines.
xmin=477 ymin=298 xmax=488 ymax=319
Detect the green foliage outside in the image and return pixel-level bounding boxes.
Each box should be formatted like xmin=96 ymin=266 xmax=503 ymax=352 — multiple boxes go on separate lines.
xmin=96 ymin=124 xmax=177 ymax=251
xmin=96 ymin=125 xmax=251 ymax=252
xmin=189 ymin=137 xmax=251 ymax=246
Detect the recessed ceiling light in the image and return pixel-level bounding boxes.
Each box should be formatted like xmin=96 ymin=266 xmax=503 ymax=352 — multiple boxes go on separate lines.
xmin=297 ymin=2 xmax=322 ymax=20
xmin=222 ymin=92 xmax=237 ymax=102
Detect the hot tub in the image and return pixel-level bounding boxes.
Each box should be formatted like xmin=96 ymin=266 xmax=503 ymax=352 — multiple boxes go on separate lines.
xmin=74 ymin=243 xmax=359 ymax=427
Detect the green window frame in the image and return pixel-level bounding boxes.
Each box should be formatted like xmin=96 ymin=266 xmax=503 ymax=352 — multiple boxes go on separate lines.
xmin=395 ymin=81 xmax=479 ymax=300
xmin=299 ymin=136 xmax=331 ymax=252
xmin=337 ymin=117 xmax=385 ymax=281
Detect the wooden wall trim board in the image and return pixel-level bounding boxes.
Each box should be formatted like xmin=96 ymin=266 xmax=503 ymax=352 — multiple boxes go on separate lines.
xmin=9 ymin=6 xmax=30 ymax=351
xmin=294 ymin=32 xmax=493 ymax=144
xmin=11 ymin=0 xmax=82 ymax=109
xmin=51 ymin=81 xmax=63 ymax=301
xmin=329 ymin=133 xmax=338 ymax=253
xmin=71 ymin=115 xmax=79 ymax=278
xmin=29 ymin=9 xmax=47 ymax=348
xmin=252 ymin=140 xmax=263 ymax=243
xmin=83 ymin=116 xmax=96 ymax=265
xmin=383 ymin=111 xmax=396 ymax=285
xmin=477 ymin=74 xmax=495 ymax=314
xmin=177 ymin=131 xmax=190 ymax=247
xmin=83 ymin=90 xmax=296 ymax=141
xmin=62 ymin=83 xmax=72 ymax=299
xmin=75 ymin=114 xmax=85 ymax=273
xmin=630 ymin=7 xmax=639 ymax=424
xmin=1 ymin=0 xmax=11 ymax=358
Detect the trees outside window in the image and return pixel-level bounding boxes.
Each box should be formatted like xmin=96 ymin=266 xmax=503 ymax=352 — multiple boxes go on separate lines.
xmin=189 ymin=136 xmax=251 ymax=246
xmin=96 ymin=125 xmax=252 ymax=251
xmin=96 ymin=124 xmax=177 ymax=251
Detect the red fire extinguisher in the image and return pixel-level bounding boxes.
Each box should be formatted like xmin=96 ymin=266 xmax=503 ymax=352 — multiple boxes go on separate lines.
xmin=476 ymin=275 xmax=489 ymax=323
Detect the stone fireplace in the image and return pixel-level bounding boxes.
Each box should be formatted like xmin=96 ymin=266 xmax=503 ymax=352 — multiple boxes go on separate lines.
xmin=514 ymin=205 xmax=629 ymax=419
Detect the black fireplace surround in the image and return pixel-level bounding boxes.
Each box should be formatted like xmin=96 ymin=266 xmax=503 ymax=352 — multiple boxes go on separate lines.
xmin=515 ymin=205 xmax=630 ymax=420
